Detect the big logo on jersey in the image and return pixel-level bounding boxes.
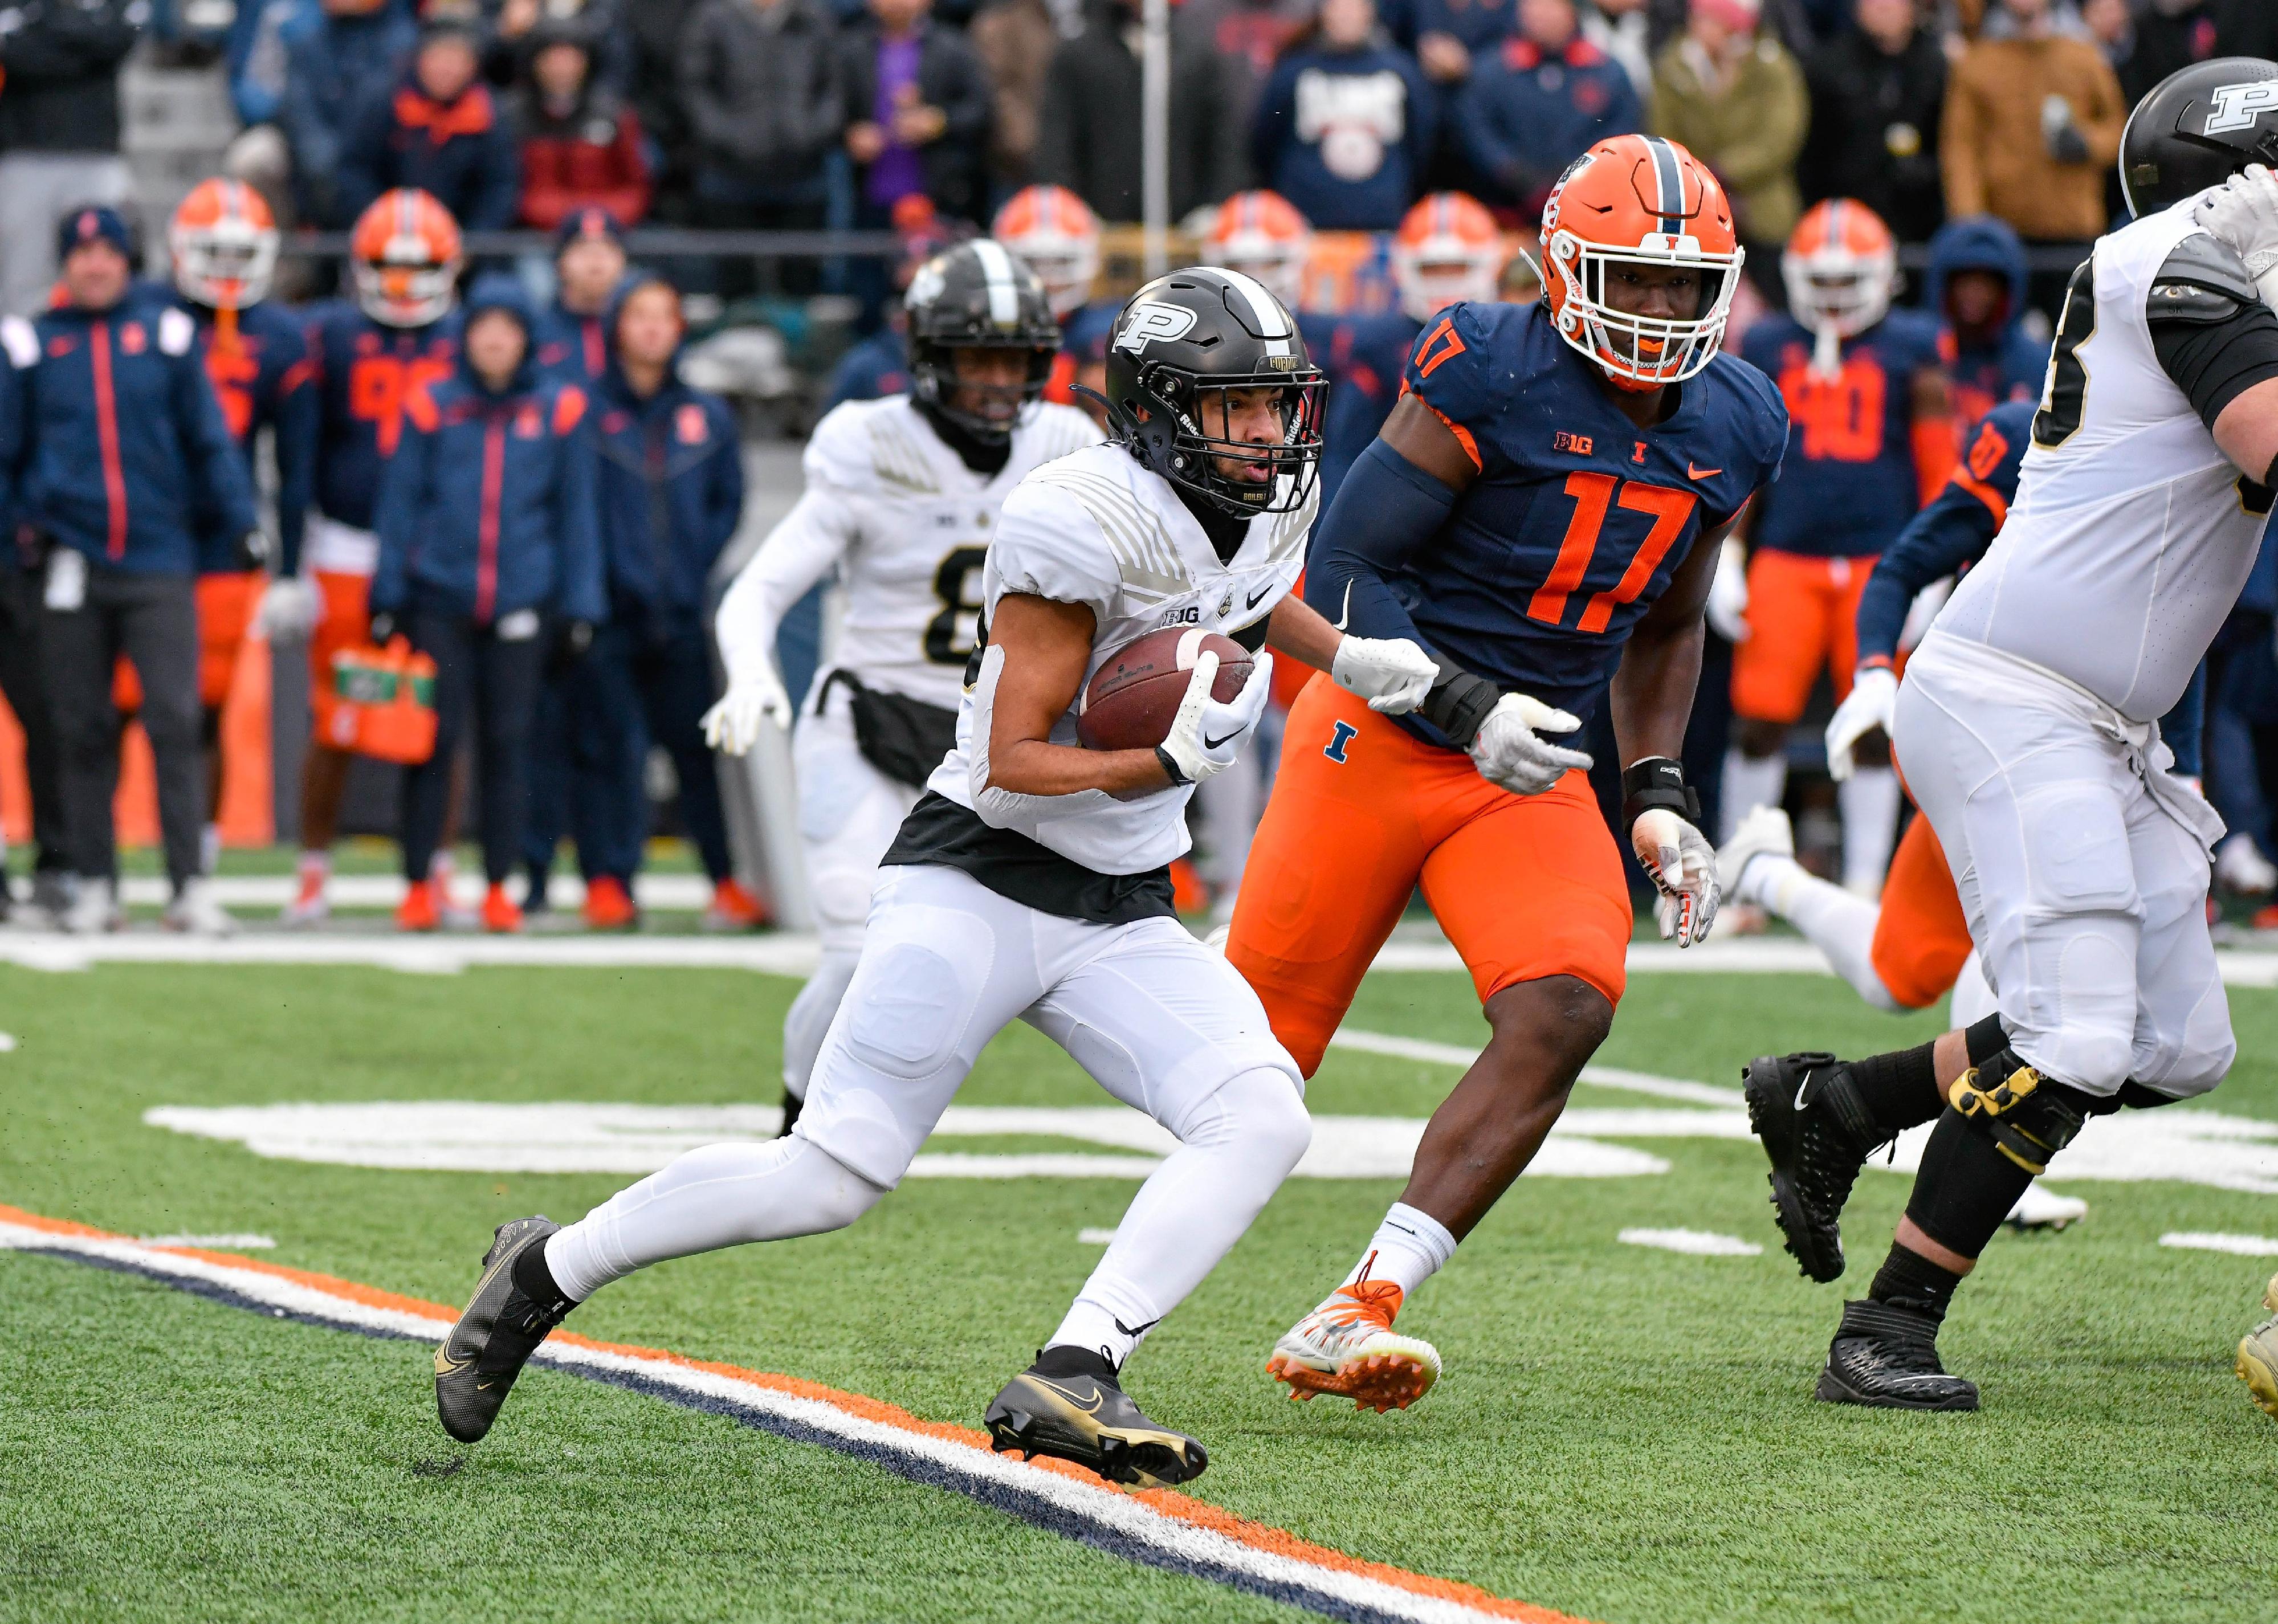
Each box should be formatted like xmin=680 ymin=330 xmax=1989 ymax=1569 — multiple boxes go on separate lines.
xmin=1114 ymin=301 xmax=1201 ymax=353
xmin=2206 ymin=82 xmax=2278 ymax=134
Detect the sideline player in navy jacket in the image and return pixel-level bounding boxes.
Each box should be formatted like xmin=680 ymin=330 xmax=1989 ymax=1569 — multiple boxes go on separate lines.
xmin=526 ymin=275 xmax=756 ymax=929
xmin=531 ymin=208 xmax=626 ymax=389
xmin=372 ymin=275 xmax=604 ymax=931
xmin=0 ymin=207 xmax=262 ymax=936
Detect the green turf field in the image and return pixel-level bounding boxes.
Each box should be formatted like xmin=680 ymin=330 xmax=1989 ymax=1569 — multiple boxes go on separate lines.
xmin=4 ymin=958 xmax=2276 ymax=1623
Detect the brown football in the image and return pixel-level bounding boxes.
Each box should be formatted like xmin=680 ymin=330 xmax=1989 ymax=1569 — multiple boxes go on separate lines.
xmin=1076 ymin=627 xmax=1254 ymax=751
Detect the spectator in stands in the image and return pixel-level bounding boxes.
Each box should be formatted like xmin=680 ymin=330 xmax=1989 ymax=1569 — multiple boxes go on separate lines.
xmin=1648 ymin=0 xmax=1807 ymax=262
xmin=840 ymin=0 xmax=993 ymax=227
xmin=0 ymin=0 xmax=142 ymax=319
xmin=370 ymin=276 xmax=605 ymax=935
xmin=262 ymin=0 xmax=418 ymax=229
xmin=677 ymin=0 xmax=846 ymax=293
xmin=515 ymin=23 xmax=652 ymax=230
xmin=1942 ymin=0 xmax=2124 ymax=316
xmin=1457 ymin=0 xmax=1642 ymax=221
xmin=969 ymin=0 xmax=1061 ymax=194
xmin=1173 ymin=0 xmax=1315 ymax=164
xmin=1799 ymin=0 xmax=1945 ymax=246
xmin=339 ymin=15 xmax=523 ymax=230
xmin=484 ymin=0 xmax=630 ymax=94
xmin=576 ymin=275 xmax=761 ymax=930
xmin=1035 ymin=0 xmax=1242 ymax=224
xmin=1583 ymin=0 xmax=1653 ymax=91
xmin=1389 ymin=0 xmax=1515 ymax=91
xmin=624 ymin=0 xmax=708 ymax=220
xmin=1924 ymin=214 xmax=2048 ymax=426
xmin=1250 ymin=0 xmax=1435 ymax=231
xmin=1 ymin=209 xmax=262 ymax=935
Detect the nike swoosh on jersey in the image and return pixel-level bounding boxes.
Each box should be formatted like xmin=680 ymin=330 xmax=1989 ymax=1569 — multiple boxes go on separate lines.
xmin=1334 ymin=580 xmax=1352 ymax=632
xmin=1688 ymin=463 xmax=1723 ymax=479
xmin=1245 ymin=582 xmax=1274 ymax=610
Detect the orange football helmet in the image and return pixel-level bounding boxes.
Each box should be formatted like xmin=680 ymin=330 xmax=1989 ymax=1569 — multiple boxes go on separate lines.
xmin=170 ymin=178 xmax=279 ymax=311
xmin=1783 ymin=198 xmax=1897 ymax=342
xmin=350 ymin=188 xmax=463 ymax=328
xmin=991 ymin=184 xmax=1101 ymax=319
xmin=1390 ymin=192 xmax=1507 ymax=324
xmin=1540 ymin=134 xmax=1743 ymax=392
xmin=1203 ymin=190 xmax=1314 ymax=311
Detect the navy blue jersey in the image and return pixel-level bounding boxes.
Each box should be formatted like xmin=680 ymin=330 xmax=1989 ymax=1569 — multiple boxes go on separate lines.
xmin=307 ymin=301 xmax=461 ymax=533
xmin=1315 ymin=308 xmax=1420 ymax=511
xmin=1310 ymin=300 xmax=1787 ymax=737
xmin=181 ymin=297 xmax=317 ymax=576
xmin=1739 ymin=308 xmax=1944 ymax=558
xmin=1854 ymin=400 xmax=2031 ymax=668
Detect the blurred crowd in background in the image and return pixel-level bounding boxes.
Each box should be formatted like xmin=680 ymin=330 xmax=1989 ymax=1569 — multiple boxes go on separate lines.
xmin=6 ymin=0 xmax=2278 ymax=938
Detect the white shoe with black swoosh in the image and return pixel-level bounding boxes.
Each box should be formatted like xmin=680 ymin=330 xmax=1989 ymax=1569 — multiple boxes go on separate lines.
xmin=434 ymin=1216 xmax=574 ymax=1443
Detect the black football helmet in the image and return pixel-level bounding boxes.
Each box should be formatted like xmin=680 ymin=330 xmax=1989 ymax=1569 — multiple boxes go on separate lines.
xmin=2121 ymin=57 xmax=2278 ymax=218
xmin=906 ymin=239 xmax=1062 ymax=442
xmin=1098 ymin=267 xmax=1327 ymax=518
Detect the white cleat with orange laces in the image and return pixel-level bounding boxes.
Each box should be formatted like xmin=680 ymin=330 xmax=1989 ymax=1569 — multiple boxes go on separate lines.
xmin=1265 ymin=1279 xmax=1441 ymax=1413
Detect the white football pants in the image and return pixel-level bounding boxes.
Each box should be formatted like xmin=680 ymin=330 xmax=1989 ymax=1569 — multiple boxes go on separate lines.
xmin=1894 ymin=633 xmax=2233 ymax=1099
xmin=548 ymin=863 xmax=1311 ymax=1358
xmin=783 ymin=692 xmax=921 ymax=1097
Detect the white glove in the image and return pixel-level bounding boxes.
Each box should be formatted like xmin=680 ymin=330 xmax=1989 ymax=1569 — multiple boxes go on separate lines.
xmin=253 ymin=576 xmax=320 ymax=643
xmin=1330 ymin=634 xmax=1438 ymax=715
xmin=1160 ymin=650 xmax=1273 ymax=785
xmin=1706 ymin=536 xmax=1750 ymax=643
xmin=1635 ymin=807 xmax=1718 ymax=948
xmin=1468 ymin=692 xmax=1592 ymax=796
xmin=2194 ymin=164 xmax=2278 ymax=308
xmin=701 ymin=663 xmax=794 ymax=756
xmin=1823 ymin=664 xmax=1899 ymax=783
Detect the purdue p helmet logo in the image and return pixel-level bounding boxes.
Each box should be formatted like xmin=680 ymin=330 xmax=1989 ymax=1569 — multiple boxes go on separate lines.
xmin=1114 ymin=300 xmax=1200 ymax=353
xmin=2206 ymin=82 xmax=2278 ymax=135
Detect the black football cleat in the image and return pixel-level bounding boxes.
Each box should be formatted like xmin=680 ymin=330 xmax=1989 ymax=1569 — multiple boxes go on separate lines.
xmin=1815 ymin=1300 xmax=1979 ymax=1411
xmin=434 ymin=1216 xmax=574 ymax=1443
xmin=984 ymin=1356 xmax=1208 ymax=1490
xmin=1744 ymin=1051 xmax=1882 ymax=1283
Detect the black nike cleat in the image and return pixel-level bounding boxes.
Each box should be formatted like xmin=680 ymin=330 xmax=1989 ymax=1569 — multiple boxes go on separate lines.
xmin=434 ymin=1215 xmax=574 ymax=1443
xmin=1743 ymin=1051 xmax=1882 ymax=1283
xmin=1815 ymin=1300 xmax=1979 ymax=1411
xmin=984 ymin=1356 xmax=1208 ymax=1490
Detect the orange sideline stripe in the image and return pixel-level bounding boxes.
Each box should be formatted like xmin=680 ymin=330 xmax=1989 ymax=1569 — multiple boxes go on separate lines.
xmin=0 ymin=1202 xmax=1587 ymax=1623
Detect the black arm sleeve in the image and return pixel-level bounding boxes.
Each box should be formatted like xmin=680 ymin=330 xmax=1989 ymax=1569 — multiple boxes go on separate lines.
xmin=2146 ymin=235 xmax=2278 ymax=431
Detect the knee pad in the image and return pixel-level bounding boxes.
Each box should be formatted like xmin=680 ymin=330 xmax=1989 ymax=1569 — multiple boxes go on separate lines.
xmin=1949 ymin=1049 xmax=2093 ymax=1176
xmin=1204 ymin=1067 xmax=1313 ymax=1176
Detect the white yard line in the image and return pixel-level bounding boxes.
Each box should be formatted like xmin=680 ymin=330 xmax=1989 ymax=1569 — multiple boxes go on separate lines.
xmin=2158 ymin=1232 xmax=2278 ymax=1257
xmin=1616 ymin=1228 xmax=1762 ymax=1257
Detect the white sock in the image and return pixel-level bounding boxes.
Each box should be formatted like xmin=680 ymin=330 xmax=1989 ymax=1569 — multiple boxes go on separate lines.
xmin=782 ymin=948 xmax=860 ymax=1102
xmin=543 ymin=1135 xmax=888 ymax=1302
xmin=1719 ymin=749 xmax=1787 ymax=843
xmin=1838 ymin=767 xmax=1901 ymax=893
xmin=1949 ymin=949 xmax=1998 ymax=1028
xmin=1338 ymin=1202 xmax=1458 ymax=1303
xmin=1745 ymin=852 xmax=1901 ymax=1011
xmin=200 ymin=822 xmax=222 ymax=876
xmin=1048 ymin=1068 xmax=1310 ymax=1367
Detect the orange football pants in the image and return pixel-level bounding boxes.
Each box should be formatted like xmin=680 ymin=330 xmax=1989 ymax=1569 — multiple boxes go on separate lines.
xmin=1867 ymin=812 xmax=1974 ymax=1010
xmin=1225 ymin=676 xmax=1632 ymax=1079
xmin=197 ymin=571 xmax=263 ymax=709
xmin=308 ymin=570 xmax=372 ymax=746
xmin=1731 ymin=549 xmax=1876 ymax=725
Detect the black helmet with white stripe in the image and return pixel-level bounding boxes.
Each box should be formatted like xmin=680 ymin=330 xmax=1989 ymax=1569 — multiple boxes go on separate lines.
xmin=906 ymin=239 xmax=1062 ymax=443
xmin=1099 ymin=267 xmax=1327 ymax=518
xmin=2121 ymin=57 xmax=2278 ymax=218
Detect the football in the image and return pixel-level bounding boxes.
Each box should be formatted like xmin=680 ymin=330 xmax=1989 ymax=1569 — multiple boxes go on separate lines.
xmin=1075 ymin=627 xmax=1253 ymax=751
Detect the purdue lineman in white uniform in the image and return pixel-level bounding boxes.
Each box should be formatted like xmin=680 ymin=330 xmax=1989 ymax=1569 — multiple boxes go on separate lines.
xmin=1740 ymin=60 xmax=2278 ymax=1414
xmin=429 ymin=266 xmax=1440 ymax=1476
xmin=710 ymin=386 xmax=1098 ymax=1113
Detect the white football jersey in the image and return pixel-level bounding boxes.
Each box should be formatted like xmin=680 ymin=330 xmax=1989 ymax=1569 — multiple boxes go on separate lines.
xmin=748 ymin=395 xmax=1101 ymax=710
xmin=1938 ymin=203 xmax=2270 ymax=720
xmin=926 ymin=443 xmax=1317 ymax=875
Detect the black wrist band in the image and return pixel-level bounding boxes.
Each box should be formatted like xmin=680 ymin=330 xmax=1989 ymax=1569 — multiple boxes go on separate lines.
xmin=1155 ymin=745 xmax=1190 ymax=786
xmin=1622 ymin=756 xmax=1700 ymax=826
xmin=1419 ymin=668 xmax=1501 ymax=746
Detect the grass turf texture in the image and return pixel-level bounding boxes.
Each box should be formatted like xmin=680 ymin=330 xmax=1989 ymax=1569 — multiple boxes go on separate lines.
xmin=3 ymin=963 xmax=2276 ymax=1623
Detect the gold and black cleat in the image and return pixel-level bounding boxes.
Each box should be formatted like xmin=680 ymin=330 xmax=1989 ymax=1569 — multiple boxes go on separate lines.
xmin=434 ymin=1215 xmax=574 ymax=1443
xmin=984 ymin=1351 xmax=1208 ymax=1491
xmin=2239 ymin=1272 xmax=2278 ymax=1421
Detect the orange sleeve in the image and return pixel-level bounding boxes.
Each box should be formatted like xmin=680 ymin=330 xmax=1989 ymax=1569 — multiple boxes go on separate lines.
xmin=1912 ymin=414 xmax=1957 ymax=508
